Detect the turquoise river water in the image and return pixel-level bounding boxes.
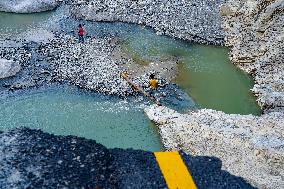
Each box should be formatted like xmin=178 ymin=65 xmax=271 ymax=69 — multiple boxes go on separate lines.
xmin=0 ymin=86 xmax=163 ymax=151
xmin=0 ymin=11 xmax=53 ymax=39
xmin=0 ymin=10 xmax=261 ymax=151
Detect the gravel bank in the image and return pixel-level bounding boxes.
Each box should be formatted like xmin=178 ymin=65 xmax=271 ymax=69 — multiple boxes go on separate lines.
xmin=145 ymin=105 xmax=284 ymax=188
xmin=0 ymin=32 xmax=175 ymax=96
xmin=68 ymin=0 xmax=226 ymax=45
xmin=47 ymin=35 xmax=132 ymax=96
xmin=46 ymin=33 xmax=174 ymax=96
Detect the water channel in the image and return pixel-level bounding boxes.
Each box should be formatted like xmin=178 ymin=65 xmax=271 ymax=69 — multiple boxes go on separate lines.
xmin=0 ymin=86 xmax=163 ymax=151
xmin=0 ymin=9 xmax=261 ymax=151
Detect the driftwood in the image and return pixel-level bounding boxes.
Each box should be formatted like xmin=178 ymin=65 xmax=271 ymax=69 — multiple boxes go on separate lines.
xmin=121 ymin=72 xmax=161 ymax=105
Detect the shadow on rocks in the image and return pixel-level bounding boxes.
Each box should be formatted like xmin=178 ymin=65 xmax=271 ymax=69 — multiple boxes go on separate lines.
xmin=180 ymin=151 xmax=257 ymax=189
xmin=0 ymin=128 xmax=258 ymax=189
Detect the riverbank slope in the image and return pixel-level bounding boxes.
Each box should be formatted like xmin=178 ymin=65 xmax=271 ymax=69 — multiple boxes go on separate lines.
xmin=145 ymin=1 xmax=284 ymax=188
xmin=69 ymin=0 xmax=226 ymax=45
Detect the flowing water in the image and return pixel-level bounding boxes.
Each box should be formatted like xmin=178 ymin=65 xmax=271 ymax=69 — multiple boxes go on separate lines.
xmin=0 ymin=11 xmax=53 ymax=39
xmin=58 ymin=20 xmax=261 ymax=114
xmin=0 ymin=9 xmax=261 ymax=151
xmin=119 ymin=27 xmax=261 ymax=115
xmin=0 ymin=86 xmax=163 ymax=151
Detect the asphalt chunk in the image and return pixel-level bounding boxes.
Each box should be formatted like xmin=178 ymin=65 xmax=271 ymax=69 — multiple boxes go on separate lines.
xmin=110 ymin=149 xmax=167 ymax=189
xmin=180 ymin=151 xmax=257 ymax=189
xmin=0 ymin=128 xmax=257 ymax=189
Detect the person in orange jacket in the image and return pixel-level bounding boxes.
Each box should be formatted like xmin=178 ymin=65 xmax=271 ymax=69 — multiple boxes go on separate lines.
xmin=148 ymin=73 xmax=158 ymax=97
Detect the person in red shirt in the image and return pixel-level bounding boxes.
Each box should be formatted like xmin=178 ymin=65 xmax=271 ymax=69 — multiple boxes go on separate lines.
xmin=78 ymin=24 xmax=84 ymax=43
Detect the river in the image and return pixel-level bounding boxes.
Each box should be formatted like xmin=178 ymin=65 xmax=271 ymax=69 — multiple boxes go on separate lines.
xmin=0 ymin=10 xmax=261 ymax=152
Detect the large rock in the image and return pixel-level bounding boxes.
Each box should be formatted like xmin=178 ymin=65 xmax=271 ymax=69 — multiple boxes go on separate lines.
xmin=0 ymin=0 xmax=60 ymax=13
xmin=0 ymin=59 xmax=21 ymax=79
xmin=145 ymin=105 xmax=284 ymax=189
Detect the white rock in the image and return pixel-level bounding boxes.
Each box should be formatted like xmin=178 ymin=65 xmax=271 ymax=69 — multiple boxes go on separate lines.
xmin=0 ymin=59 xmax=21 ymax=79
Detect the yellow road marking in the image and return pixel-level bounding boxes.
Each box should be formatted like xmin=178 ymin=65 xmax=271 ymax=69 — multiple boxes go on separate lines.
xmin=154 ymin=151 xmax=197 ymax=189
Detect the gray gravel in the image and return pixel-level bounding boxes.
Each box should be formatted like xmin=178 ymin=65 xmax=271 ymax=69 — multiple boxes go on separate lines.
xmin=0 ymin=0 xmax=61 ymax=13
xmin=68 ymin=0 xmax=226 ymax=45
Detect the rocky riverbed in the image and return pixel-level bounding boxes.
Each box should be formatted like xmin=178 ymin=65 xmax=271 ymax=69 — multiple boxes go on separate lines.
xmin=0 ymin=0 xmax=232 ymax=94
xmin=1 ymin=0 xmax=283 ymax=188
xmin=68 ymin=0 xmax=226 ymax=45
xmin=0 ymin=32 xmax=174 ymax=96
xmin=145 ymin=0 xmax=284 ymax=188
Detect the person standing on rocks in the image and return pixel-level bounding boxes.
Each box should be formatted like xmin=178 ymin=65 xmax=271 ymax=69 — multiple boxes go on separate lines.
xmin=148 ymin=73 xmax=158 ymax=98
xmin=78 ymin=24 xmax=85 ymax=43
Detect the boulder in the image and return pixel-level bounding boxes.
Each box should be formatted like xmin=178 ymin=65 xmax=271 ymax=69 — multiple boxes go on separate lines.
xmin=0 ymin=59 xmax=21 ymax=79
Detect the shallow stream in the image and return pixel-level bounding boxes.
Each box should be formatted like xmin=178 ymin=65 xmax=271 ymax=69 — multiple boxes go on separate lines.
xmin=120 ymin=28 xmax=261 ymax=115
xmin=59 ymin=19 xmax=261 ymax=115
xmin=0 ymin=9 xmax=261 ymax=151
xmin=0 ymin=86 xmax=163 ymax=151
xmin=0 ymin=11 xmax=53 ymax=39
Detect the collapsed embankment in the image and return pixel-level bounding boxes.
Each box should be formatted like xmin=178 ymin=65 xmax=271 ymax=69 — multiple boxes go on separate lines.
xmin=145 ymin=0 xmax=284 ymax=188
xmin=145 ymin=105 xmax=284 ymax=188
xmin=0 ymin=128 xmax=257 ymax=188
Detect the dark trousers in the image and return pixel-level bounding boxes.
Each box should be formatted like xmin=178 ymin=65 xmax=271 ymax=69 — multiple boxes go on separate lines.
xmin=149 ymin=88 xmax=155 ymax=97
xmin=79 ymin=35 xmax=84 ymax=43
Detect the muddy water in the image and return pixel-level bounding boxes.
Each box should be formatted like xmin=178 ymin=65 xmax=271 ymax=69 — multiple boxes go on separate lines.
xmin=121 ymin=27 xmax=261 ymax=115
